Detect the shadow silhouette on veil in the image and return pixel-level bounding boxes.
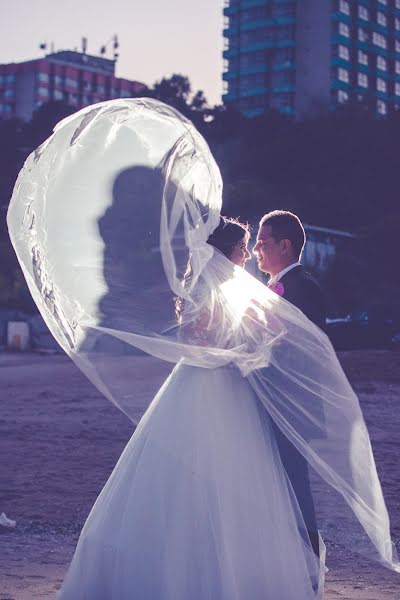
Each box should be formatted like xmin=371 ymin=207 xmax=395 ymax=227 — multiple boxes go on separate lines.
xmin=94 ymin=165 xmax=184 ymax=355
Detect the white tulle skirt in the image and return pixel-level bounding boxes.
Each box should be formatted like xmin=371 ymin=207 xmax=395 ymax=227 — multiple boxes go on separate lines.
xmin=58 ymin=363 xmax=323 ymax=600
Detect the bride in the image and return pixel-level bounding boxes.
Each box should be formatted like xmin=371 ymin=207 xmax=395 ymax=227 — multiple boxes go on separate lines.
xmin=7 ymin=98 xmax=399 ymax=600
xmin=57 ymin=216 xmax=323 ymax=600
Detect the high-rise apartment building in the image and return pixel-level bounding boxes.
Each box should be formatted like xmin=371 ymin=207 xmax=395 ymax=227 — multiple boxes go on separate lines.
xmin=0 ymin=51 xmax=147 ymax=121
xmin=223 ymin=0 xmax=400 ymax=119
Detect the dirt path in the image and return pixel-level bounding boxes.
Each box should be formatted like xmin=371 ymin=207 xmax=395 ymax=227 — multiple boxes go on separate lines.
xmin=1 ymin=351 xmax=399 ymax=599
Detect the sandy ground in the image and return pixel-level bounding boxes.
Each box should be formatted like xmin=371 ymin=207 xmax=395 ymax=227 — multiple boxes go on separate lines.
xmin=1 ymin=350 xmax=400 ymax=600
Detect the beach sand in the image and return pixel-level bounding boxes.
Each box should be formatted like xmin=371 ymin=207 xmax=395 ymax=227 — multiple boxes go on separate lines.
xmin=1 ymin=350 xmax=399 ymax=599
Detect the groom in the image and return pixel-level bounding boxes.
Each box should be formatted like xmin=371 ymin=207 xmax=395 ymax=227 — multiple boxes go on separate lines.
xmin=253 ymin=210 xmax=326 ymax=330
xmin=253 ymin=209 xmax=326 ymax=559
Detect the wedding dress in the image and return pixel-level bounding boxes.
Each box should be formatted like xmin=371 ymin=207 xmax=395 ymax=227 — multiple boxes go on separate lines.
xmin=57 ymin=358 xmax=323 ymax=600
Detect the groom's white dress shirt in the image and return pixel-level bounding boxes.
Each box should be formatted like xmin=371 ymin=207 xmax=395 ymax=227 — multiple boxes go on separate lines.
xmin=268 ymin=262 xmax=300 ymax=286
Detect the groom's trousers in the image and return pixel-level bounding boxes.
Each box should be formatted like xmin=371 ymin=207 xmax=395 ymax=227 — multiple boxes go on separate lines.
xmin=271 ymin=420 xmax=320 ymax=559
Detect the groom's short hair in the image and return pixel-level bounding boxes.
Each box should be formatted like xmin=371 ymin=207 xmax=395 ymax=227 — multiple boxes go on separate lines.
xmin=259 ymin=210 xmax=306 ymax=259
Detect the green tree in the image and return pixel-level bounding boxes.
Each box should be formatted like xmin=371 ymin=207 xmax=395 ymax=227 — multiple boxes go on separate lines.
xmin=24 ymin=101 xmax=75 ymax=149
xmin=146 ymin=74 xmax=209 ymax=127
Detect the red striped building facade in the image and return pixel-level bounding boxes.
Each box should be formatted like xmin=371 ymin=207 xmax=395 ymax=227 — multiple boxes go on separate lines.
xmin=0 ymin=51 xmax=147 ymax=121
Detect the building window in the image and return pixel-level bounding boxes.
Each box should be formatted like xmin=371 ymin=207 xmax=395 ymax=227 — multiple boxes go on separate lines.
xmin=377 ymin=0 xmax=387 ymax=5
xmin=395 ymin=61 xmax=400 ymax=74
xmin=65 ymin=78 xmax=78 ymax=89
xmin=372 ymin=32 xmax=387 ymax=49
xmin=395 ymin=82 xmax=400 ymax=96
xmin=377 ymin=56 xmax=387 ymax=71
xmin=4 ymin=89 xmax=15 ymax=98
xmin=396 ymin=0 xmax=400 ymax=9
xmin=358 ymin=6 xmax=369 ymax=21
xmin=37 ymin=87 xmax=49 ymax=97
xmin=338 ymin=90 xmax=349 ymax=103
xmin=339 ymin=45 xmax=350 ymax=60
xmin=38 ymin=72 xmax=49 ymax=83
xmin=339 ymin=22 xmax=350 ymax=37
xmin=395 ymin=18 xmax=400 ymax=31
xmin=6 ymin=74 xmax=15 ymax=83
xmin=377 ymin=12 xmax=387 ymax=27
xmin=339 ymin=0 xmax=350 ymax=15
xmin=53 ymin=90 xmax=63 ymax=100
xmin=54 ymin=75 xmax=63 ymax=86
xmin=396 ymin=40 xmax=400 ymax=53
xmin=358 ymin=28 xmax=368 ymax=42
xmin=358 ymin=50 xmax=368 ymax=65
xmin=338 ymin=67 xmax=349 ymax=82
xmin=377 ymin=100 xmax=387 ymax=115
xmin=358 ymin=72 xmax=368 ymax=88
xmin=377 ymin=78 xmax=387 ymax=92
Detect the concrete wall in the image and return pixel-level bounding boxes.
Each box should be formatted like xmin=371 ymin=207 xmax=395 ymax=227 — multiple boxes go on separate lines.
xmin=295 ymin=0 xmax=332 ymax=119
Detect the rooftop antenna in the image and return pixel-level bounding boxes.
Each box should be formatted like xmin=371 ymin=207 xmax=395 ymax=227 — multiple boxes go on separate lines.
xmin=113 ymin=34 xmax=119 ymax=61
xmin=100 ymin=35 xmax=119 ymax=61
xmin=40 ymin=42 xmax=55 ymax=54
xmin=82 ymin=37 xmax=88 ymax=54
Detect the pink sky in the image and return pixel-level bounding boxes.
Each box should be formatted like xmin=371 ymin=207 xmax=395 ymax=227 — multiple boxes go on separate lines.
xmin=1 ymin=0 xmax=224 ymax=106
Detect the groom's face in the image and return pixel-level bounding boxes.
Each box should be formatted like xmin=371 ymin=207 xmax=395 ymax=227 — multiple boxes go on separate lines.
xmin=253 ymin=225 xmax=283 ymax=275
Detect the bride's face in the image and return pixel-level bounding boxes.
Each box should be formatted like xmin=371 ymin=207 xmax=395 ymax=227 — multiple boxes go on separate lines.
xmin=229 ymin=235 xmax=251 ymax=268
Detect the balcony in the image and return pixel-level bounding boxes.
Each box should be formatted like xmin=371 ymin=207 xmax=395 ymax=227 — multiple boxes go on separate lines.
xmin=223 ymin=5 xmax=240 ymax=16
xmin=331 ymin=79 xmax=351 ymax=91
xmin=271 ymin=84 xmax=295 ymax=93
xmin=223 ymin=48 xmax=239 ymax=59
xmin=223 ymin=27 xmax=239 ymax=37
xmin=239 ymin=85 xmax=268 ymax=97
xmin=222 ymin=91 xmax=238 ymax=102
xmin=239 ymin=64 xmax=269 ymax=75
xmin=331 ymin=56 xmax=354 ymax=69
xmin=241 ymin=0 xmax=269 ymax=8
xmin=244 ymin=15 xmax=295 ymax=29
xmin=222 ymin=70 xmax=238 ymax=81
xmin=243 ymin=108 xmax=265 ymax=117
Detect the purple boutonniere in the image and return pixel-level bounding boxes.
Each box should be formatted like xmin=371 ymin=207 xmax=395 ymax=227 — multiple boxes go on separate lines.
xmin=268 ymin=281 xmax=285 ymax=297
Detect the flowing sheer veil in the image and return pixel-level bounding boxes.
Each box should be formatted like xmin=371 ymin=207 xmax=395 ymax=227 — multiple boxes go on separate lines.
xmin=7 ymin=98 xmax=399 ymax=573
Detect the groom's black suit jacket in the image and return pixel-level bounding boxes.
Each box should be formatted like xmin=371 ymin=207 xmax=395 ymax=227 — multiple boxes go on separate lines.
xmin=278 ymin=264 xmax=326 ymax=331
xmin=270 ymin=264 xmax=327 ymax=558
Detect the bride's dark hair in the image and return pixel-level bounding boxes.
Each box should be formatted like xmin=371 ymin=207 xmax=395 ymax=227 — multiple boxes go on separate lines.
xmin=175 ymin=216 xmax=249 ymax=321
xmin=206 ymin=216 xmax=249 ymax=257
